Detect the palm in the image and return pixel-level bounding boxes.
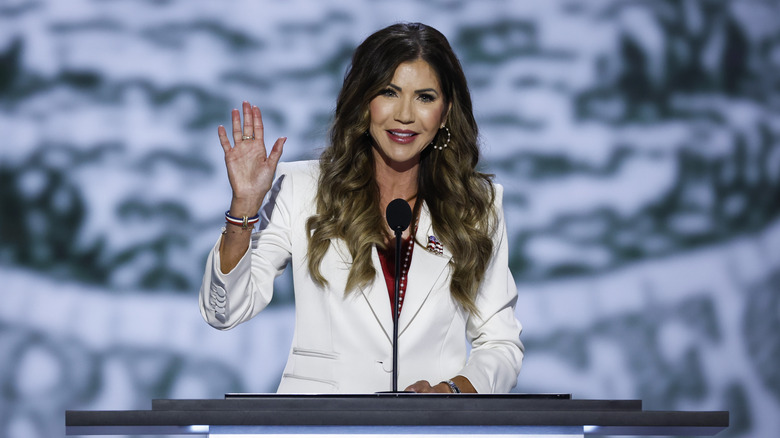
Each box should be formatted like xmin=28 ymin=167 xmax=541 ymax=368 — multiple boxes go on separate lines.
xmin=218 ymin=101 xmax=286 ymax=213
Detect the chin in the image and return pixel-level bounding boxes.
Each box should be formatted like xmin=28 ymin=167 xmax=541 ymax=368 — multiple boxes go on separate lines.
xmin=389 ymin=149 xmax=423 ymax=164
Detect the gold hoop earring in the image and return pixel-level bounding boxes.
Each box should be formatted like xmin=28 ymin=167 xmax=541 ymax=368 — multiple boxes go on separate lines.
xmin=432 ymin=126 xmax=450 ymax=151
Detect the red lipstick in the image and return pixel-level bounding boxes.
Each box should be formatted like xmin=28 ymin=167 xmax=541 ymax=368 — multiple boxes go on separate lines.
xmin=386 ymin=129 xmax=418 ymax=144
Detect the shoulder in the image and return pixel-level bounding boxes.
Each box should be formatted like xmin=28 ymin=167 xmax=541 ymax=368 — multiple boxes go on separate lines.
xmin=493 ymin=182 xmax=504 ymax=200
xmin=483 ymin=180 xmax=504 ymax=210
xmin=274 ymin=160 xmax=320 ymax=191
xmin=484 ymin=181 xmax=506 ymax=236
xmin=276 ymin=160 xmax=320 ymax=180
xmin=261 ymin=161 xmax=319 ymax=223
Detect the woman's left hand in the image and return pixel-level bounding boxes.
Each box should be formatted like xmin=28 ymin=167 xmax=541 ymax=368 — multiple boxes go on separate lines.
xmin=404 ymin=376 xmax=476 ymax=393
xmin=404 ymin=380 xmax=452 ymax=393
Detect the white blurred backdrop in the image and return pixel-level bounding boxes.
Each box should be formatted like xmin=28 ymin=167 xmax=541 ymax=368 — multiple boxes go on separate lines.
xmin=1 ymin=1 xmax=779 ymax=437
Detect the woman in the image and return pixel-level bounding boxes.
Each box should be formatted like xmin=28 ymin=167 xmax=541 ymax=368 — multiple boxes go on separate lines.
xmin=200 ymin=22 xmax=523 ymax=394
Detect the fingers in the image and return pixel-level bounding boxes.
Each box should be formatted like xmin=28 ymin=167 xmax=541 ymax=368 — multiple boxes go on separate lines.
xmin=253 ymin=105 xmax=264 ymax=144
xmin=404 ymin=380 xmax=455 ymax=393
xmin=267 ymin=136 xmax=287 ymax=166
xmin=229 ymin=101 xmax=256 ymax=144
xmin=217 ymin=125 xmax=231 ymax=153
xmin=231 ymin=108 xmax=243 ymax=144
xmin=221 ymin=102 xmax=286 ymax=161
xmin=404 ymin=380 xmax=434 ymax=393
xmin=242 ymin=101 xmax=254 ymax=139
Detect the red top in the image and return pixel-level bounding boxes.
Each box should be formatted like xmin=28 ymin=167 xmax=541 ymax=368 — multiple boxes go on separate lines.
xmin=376 ymin=236 xmax=415 ymax=321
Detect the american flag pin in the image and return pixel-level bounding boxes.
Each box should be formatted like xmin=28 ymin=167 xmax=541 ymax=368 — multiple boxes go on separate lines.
xmin=426 ymin=235 xmax=444 ymax=255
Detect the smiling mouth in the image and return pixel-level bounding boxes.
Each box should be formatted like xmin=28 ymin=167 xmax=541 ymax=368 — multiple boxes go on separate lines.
xmin=386 ymin=130 xmax=419 ymax=144
xmin=388 ymin=130 xmax=417 ymax=137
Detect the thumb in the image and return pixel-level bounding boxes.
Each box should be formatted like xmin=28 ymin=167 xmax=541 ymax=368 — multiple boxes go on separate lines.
xmin=268 ymin=136 xmax=286 ymax=165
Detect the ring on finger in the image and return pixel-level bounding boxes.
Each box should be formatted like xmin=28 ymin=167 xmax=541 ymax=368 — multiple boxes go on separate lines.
xmin=242 ymin=135 xmax=254 ymax=140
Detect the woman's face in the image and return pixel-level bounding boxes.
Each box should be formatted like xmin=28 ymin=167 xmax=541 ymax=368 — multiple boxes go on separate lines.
xmin=368 ymin=59 xmax=450 ymax=169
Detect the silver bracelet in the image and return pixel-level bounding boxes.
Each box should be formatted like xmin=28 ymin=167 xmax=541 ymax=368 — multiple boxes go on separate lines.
xmin=443 ymin=379 xmax=461 ymax=393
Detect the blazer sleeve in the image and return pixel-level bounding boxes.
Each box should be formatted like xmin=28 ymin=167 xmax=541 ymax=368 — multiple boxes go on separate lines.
xmin=198 ymin=162 xmax=296 ymax=330
xmin=457 ymin=184 xmax=525 ymax=393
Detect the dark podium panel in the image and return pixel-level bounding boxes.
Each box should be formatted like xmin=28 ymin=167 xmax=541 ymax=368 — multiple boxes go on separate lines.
xmin=66 ymin=394 xmax=729 ymax=437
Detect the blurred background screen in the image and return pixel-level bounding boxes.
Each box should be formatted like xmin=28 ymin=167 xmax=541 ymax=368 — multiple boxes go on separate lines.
xmin=1 ymin=0 xmax=779 ymax=437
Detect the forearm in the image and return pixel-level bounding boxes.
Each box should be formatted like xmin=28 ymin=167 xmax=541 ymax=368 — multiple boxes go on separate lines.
xmin=219 ymin=197 xmax=263 ymax=274
xmin=201 ymin=223 xmax=278 ymax=330
xmin=219 ymin=224 xmax=252 ymax=274
xmin=200 ymin=237 xmax=259 ymax=330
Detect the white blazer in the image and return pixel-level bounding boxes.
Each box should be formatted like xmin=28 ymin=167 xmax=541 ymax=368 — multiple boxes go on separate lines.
xmin=200 ymin=161 xmax=523 ymax=393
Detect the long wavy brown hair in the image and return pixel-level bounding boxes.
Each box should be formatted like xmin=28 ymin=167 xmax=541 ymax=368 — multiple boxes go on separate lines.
xmin=305 ymin=22 xmax=496 ymax=315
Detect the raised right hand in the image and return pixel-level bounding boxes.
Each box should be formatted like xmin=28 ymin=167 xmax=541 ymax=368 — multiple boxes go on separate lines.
xmin=218 ymin=101 xmax=286 ymax=216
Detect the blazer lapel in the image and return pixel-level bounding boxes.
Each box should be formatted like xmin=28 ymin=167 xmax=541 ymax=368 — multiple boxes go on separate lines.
xmin=398 ymin=203 xmax=452 ymax=335
xmin=333 ymin=202 xmax=452 ymax=344
xmin=332 ymin=238 xmax=394 ymax=344
xmin=359 ymin=246 xmax=394 ymax=344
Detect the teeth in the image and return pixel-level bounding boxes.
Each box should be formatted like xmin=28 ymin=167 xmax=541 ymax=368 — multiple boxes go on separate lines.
xmin=390 ymin=131 xmax=415 ymax=137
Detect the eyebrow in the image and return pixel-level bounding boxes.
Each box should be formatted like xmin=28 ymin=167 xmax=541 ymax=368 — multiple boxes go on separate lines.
xmin=388 ymin=84 xmax=440 ymax=96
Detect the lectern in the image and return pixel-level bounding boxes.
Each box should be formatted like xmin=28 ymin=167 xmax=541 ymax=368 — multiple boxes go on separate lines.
xmin=66 ymin=394 xmax=728 ymax=437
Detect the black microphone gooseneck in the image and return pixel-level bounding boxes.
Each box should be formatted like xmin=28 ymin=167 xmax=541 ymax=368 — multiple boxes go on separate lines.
xmin=385 ymin=198 xmax=412 ymax=393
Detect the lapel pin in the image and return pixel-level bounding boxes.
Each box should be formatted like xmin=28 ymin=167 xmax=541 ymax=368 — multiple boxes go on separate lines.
xmin=426 ymin=235 xmax=444 ymax=255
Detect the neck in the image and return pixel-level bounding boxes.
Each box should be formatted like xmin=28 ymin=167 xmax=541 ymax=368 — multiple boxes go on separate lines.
xmin=373 ymin=153 xmax=419 ymax=202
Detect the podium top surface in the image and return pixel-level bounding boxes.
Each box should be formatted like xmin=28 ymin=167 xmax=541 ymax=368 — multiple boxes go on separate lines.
xmin=66 ymin=394 xmax=729 ymax=436
xmin=151 ymin=393 xmax=639 ymax=413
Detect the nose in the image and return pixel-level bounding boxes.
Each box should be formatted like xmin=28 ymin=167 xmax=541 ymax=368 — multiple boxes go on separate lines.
xmin=394 ymin=98 xmax=414 ymax=124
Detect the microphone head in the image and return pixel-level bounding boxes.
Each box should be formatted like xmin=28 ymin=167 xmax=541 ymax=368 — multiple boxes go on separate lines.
xmin=385 ymin=198 xmax=412 ymax=232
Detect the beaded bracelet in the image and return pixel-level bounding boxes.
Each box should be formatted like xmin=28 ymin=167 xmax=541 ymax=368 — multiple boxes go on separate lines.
xmin=225 ymin=210 xmax=260 ymax=229
xmin=443 ymin=379 xmax=461 ymax=394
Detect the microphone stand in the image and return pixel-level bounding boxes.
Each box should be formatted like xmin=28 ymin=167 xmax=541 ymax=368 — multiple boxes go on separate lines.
xmin=380 ymin=198 xmax=411 ymax=394
xmin=392 ymin=226 xmax=402 ymax=393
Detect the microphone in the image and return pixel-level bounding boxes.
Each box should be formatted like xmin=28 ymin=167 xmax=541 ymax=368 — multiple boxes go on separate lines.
xmin=385 ymin=198 xmax=411 ymax=393
xmin=386 ymin=198 xmax=412 ymax=233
